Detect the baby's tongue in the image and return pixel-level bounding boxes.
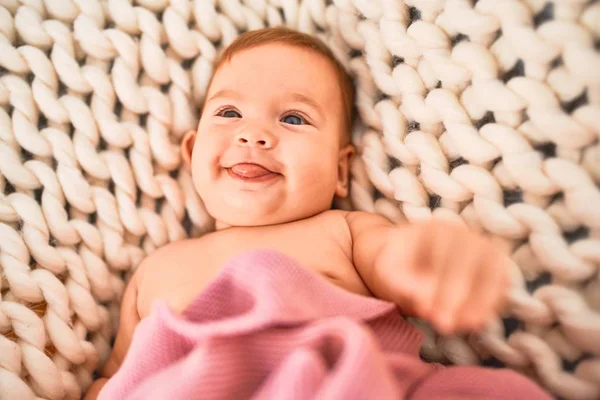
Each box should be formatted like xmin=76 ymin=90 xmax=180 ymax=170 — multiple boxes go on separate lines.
xmin=231 ymin=163 xmax=272 ymax=178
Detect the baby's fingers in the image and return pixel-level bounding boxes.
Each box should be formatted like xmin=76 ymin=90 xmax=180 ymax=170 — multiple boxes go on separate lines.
xmin=459 ymin=252 xmax=510 ymax=331
xmin=429 ymin=247 xmax=481 ymax=334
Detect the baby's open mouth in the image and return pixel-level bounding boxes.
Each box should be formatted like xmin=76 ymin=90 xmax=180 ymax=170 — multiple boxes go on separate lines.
xmin=226 ymin=163 xmax=281 ymax=183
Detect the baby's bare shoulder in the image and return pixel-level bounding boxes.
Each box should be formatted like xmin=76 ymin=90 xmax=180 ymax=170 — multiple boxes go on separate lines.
xmin=279 ymin=210 xmax=390 ymax=252
xmin=315 ymin=210 xmax=392 ymax=238
xmin=136 ymin=237 xmax=209 ymax=278
xmin=308 ymin=209 xmax=351 ymax=225
xmin=134 ymin=236 xmax=221 ymax=316
xmin=304 ymin=210 xmax=353 ymax=240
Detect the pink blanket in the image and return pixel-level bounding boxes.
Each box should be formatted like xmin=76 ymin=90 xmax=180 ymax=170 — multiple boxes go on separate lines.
xmin=99 ymin=250 xmax=550 ymax=399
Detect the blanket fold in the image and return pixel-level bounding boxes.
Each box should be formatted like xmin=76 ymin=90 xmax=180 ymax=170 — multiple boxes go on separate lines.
xmin=99 ymin=250 xmax=550 ymax=399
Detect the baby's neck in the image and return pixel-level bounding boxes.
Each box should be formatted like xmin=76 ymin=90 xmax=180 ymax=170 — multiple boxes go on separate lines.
xmin=213 ymin=216 xmax=306 ymax=232
xmin=213 ymin=208 xmax=337 ymax=232
xmin=215 ymin=220 xmax=232 ymax=231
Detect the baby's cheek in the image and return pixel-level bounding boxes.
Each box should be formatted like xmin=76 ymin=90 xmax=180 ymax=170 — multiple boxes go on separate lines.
xmin=193 ymin=138 xmax=220 ymax=177
xmin=292 ymin=158 xmax=338 ymax=198
xmin=190 ymin=151 xmax=208 ymax=182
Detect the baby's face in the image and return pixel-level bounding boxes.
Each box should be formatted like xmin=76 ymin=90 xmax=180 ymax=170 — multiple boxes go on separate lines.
xmin=185 ymin=43 xmax=352 ymax=227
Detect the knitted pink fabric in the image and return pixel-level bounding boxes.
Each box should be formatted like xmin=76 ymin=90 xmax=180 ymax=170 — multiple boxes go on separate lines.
xmin=99 ymin=250 xmax=551 ymax=399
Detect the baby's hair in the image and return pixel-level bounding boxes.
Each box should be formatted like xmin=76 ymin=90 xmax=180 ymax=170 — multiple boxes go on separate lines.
xmin=205 ymin=27 xmax=356 ymax=143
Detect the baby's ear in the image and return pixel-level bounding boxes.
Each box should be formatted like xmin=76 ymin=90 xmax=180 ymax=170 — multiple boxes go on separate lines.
xmin=335 ymin=144 xmax=355 ymax=198
xmin=181 ymin=130 xmax=197 ymax=168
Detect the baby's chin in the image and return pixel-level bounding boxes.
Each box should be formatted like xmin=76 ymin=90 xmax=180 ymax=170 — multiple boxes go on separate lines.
xmin=208 ymin=197 xmax=325 ymax=228
xmin=199 ymin=183 xmax=334 ymax=227
xmin=203 ymin=193 xmax=289 ymax=227
xmin=213 ymin=207 xmax=295 ymax=227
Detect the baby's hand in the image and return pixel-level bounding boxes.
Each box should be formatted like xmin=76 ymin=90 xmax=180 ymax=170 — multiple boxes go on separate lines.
xmin=374 ymin=219 xmax=511 ymax=335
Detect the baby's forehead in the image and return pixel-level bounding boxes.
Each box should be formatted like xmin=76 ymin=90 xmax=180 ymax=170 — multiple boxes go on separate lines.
xmin=218 ymin=44 xmax=334 ymax=73
xmin=213 ymin=46 xmax=343 ymax=97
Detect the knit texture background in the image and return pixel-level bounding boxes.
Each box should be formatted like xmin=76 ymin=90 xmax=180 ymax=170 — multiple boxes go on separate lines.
xmin=0 ymin=0 xmax=598 ymax=399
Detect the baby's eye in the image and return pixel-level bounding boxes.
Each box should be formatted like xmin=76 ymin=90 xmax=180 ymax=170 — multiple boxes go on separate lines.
xmin=281 ymin=114 xmax=305 ymax=125
xmin=217 ymin=108 xmax=241 ymax=118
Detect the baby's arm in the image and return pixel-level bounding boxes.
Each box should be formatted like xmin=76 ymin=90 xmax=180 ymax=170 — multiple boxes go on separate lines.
xmin=344 ymin=211 xmax=398 ymax=299
xmin=346 ymin=211 xmax=509 ymax=334
xmin=83 ymin=268 xmax=142 ymax=400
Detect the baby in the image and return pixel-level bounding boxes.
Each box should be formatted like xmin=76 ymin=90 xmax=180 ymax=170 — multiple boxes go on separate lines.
xmin=85 ymin=27 xmax=535 ymax=399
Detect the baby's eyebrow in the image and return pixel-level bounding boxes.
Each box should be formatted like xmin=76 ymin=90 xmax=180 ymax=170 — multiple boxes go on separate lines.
xmin=287 ymin=93 xmax=324 ymax=118
xmin=206 ymin=89 xmax=240 ymax=103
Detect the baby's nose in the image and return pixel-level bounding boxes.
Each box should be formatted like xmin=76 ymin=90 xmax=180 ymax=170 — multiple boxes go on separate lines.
xmin=235 ymin=131 xmax=276 ymax=149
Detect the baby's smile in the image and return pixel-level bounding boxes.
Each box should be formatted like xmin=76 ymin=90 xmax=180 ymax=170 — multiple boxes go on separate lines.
xmin=221 ymin=153 xmax=284 ymax=189
xmin=226 ymin=162 xmax=281 ymax=182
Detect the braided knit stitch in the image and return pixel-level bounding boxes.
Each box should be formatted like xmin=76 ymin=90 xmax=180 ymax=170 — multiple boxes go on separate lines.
xmin=0 ymin=1 xmax=598 ymax=399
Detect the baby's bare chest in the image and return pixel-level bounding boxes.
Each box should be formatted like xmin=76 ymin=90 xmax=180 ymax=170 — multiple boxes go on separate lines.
xmin=136 ymin=213 xmax=370 ymax=318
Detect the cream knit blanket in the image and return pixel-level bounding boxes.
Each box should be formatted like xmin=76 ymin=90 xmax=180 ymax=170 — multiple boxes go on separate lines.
xmin=0 ymin=1 xmax=599 ymax=399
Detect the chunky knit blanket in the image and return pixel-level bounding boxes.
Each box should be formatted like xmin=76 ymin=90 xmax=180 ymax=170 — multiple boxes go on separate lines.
xmin=0 ymin=1 xmax=598 ymax=399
